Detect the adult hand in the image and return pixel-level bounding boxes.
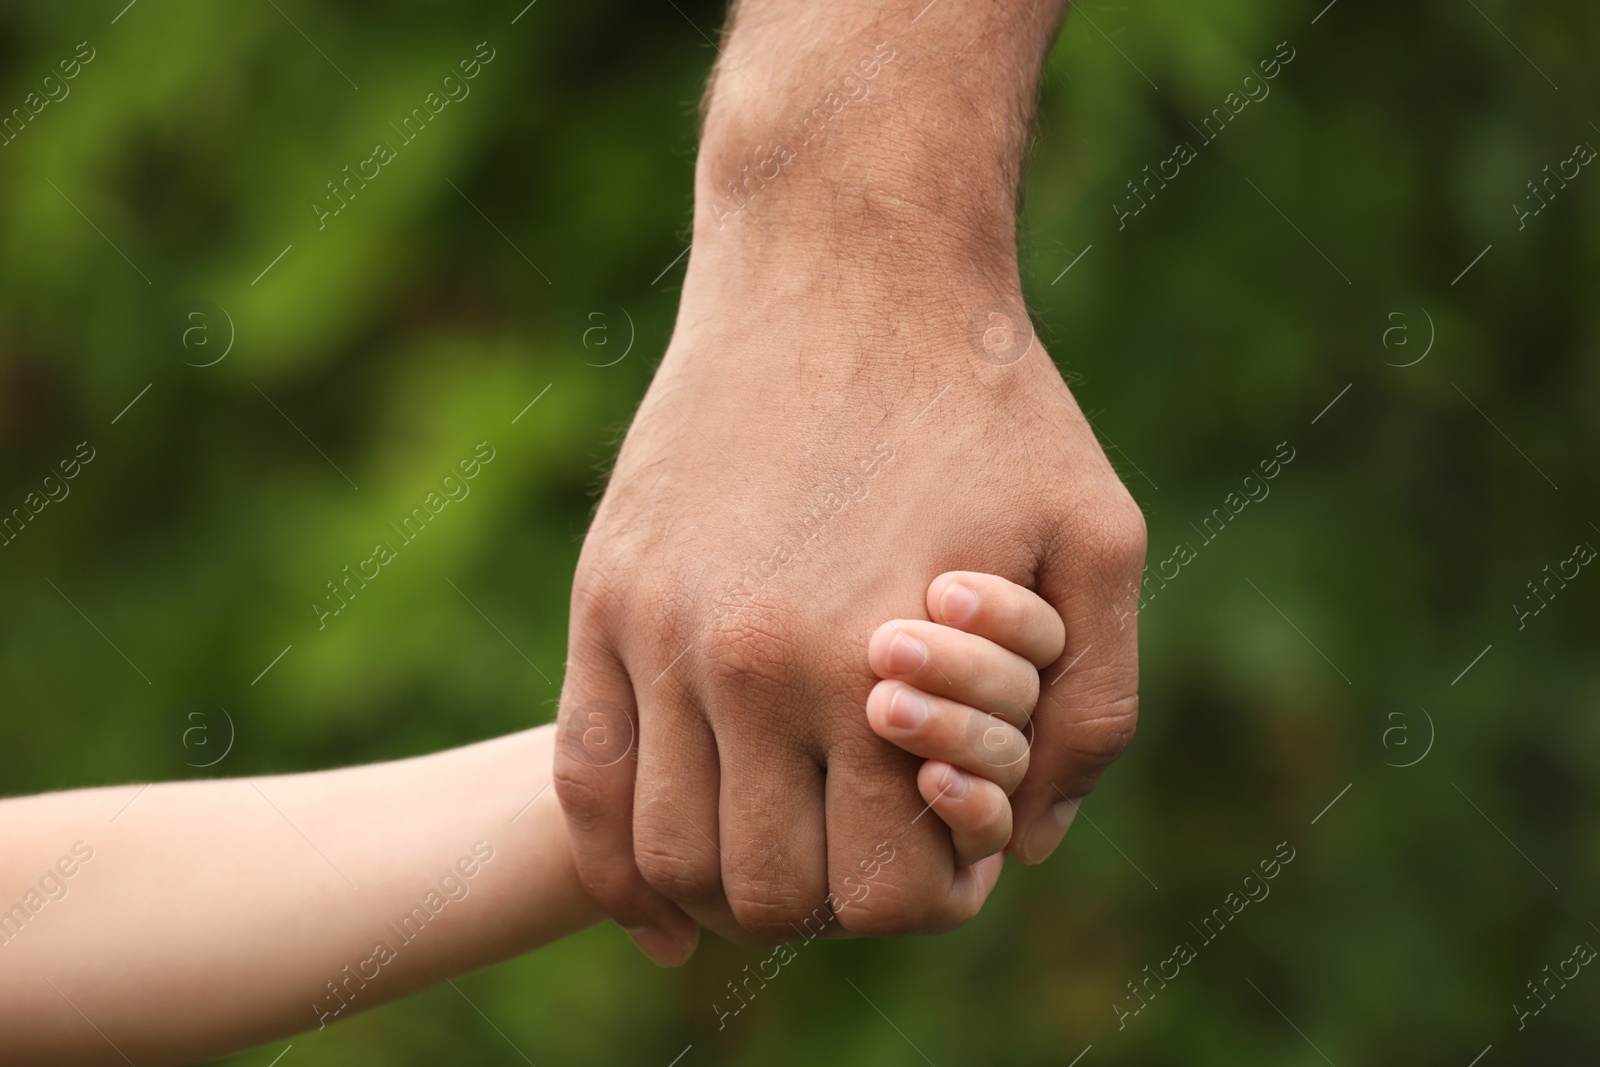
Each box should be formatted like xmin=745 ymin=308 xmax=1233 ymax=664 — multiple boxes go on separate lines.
xmin=553 ymin=0 xmax=1145 ymax=964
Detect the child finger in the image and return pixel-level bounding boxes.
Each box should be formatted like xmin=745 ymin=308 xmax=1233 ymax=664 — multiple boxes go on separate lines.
xmin=868 ymin=620 xmax=1038 ymax=724
xmin=927 ymin=571 xmax=1066 ymax=669
xmin=867 ymin=681 xmax=1030 ymax=794
xmin=918 ymin=761 xmax=1013 ymax=867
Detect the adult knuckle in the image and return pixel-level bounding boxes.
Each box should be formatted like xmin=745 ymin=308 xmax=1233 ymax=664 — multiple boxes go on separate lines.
xmin=1096 ymin=491 xmax=1148 ymax=574
xmin=557 ymin=698 xmax=636 ymax=769
xmin=570 ymin=557 xmax=629 ymax=631
xmin=835 ymin=882 xmax=938 ymax=938
xmin=724 ymin=881 xmax=820 ymax=939
xmin=551 ymin=752 xmax=607 ymax=831
xmin=635 ymin=840 xmax=719 ymax=903
xmin=1061 ymin=691 xmax=1140 ymax=770
xmin=840 ymin=845 xmax=969 ymax=932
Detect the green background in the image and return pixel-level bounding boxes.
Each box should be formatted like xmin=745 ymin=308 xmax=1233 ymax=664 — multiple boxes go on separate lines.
xmin=2 ymin=0 xmax=1595 ymax=1063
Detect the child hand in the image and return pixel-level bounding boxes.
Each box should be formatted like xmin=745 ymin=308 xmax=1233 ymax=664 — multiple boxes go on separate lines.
xmin=864 ymin=571 xmax=1066 ymax=866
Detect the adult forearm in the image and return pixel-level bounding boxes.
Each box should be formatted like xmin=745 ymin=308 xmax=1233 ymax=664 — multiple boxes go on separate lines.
xmin=692 ymin=0 xmax=1067 ymax=289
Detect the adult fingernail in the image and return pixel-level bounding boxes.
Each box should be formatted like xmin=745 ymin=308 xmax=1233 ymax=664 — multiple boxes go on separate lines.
xmin=940 ymin=582 xmax=980 ymax=624
xmin=626 ymin=925 xmax=692 ymax=967
xmin=887 ymin=686 xmax=930 ymax=730
xmin=1017 ymin=799 xmax=1078 ymax=865
xmin=887 ymin=632 xmax=927 ymax=675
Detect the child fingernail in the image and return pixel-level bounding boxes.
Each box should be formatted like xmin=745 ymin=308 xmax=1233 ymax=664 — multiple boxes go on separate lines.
xmin=888 ymin=686 xmax=930 ymax=730
xmin=941 ymin=766 xmax=970 ymax=799
xmin=940 ymin=582 xmax=980 ymax=624
xmin=887 ymin=632 xmax=928 ymax=675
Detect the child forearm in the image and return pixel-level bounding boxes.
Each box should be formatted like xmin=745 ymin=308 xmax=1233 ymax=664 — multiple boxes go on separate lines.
xmin=0 ymin=724 xmax=601 ymax=1066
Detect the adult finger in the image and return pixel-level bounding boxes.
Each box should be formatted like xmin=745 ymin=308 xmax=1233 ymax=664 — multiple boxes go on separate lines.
xmin=926 ymin=570 xmax=1066 ymax=668
xmin=700 ymin=623 xmax=831 ymax=944
xmin=553 ymin=635 xmax=699 ymax=966
xmin=631 ymin=674 xmax=747 ymax=942
xmin=1009 ymin=485 xmax=1146 ymax=864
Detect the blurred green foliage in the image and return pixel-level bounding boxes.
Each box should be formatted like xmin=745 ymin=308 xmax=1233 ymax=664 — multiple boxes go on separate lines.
xmin=2 ymin=0 xmax=1596 ymax=1064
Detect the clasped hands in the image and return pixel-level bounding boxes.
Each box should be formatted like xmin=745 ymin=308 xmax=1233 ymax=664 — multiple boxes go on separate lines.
xmin=553 ymin=253 xmax=1146 ymax=965
xmin=553 ymin=0 xmax=1146 ymax=967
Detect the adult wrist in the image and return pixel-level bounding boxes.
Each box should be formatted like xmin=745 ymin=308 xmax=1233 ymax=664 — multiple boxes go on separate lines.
xmin=685 ymin=0 xmax=1063 ymax=282
xmin=690 ymin=111 xmax=1021 ymax=292
xmin=690 ymin=18 xmax=1045 ymax=290
xmin=683 ymin=131 xmax=1025 ymax=329
xmin=674 ymin=124 xmax=1031 ymax=375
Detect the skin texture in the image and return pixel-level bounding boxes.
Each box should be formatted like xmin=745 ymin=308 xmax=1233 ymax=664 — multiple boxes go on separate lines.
xmin=554 ymin=0 xmax=1147 ymax=962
